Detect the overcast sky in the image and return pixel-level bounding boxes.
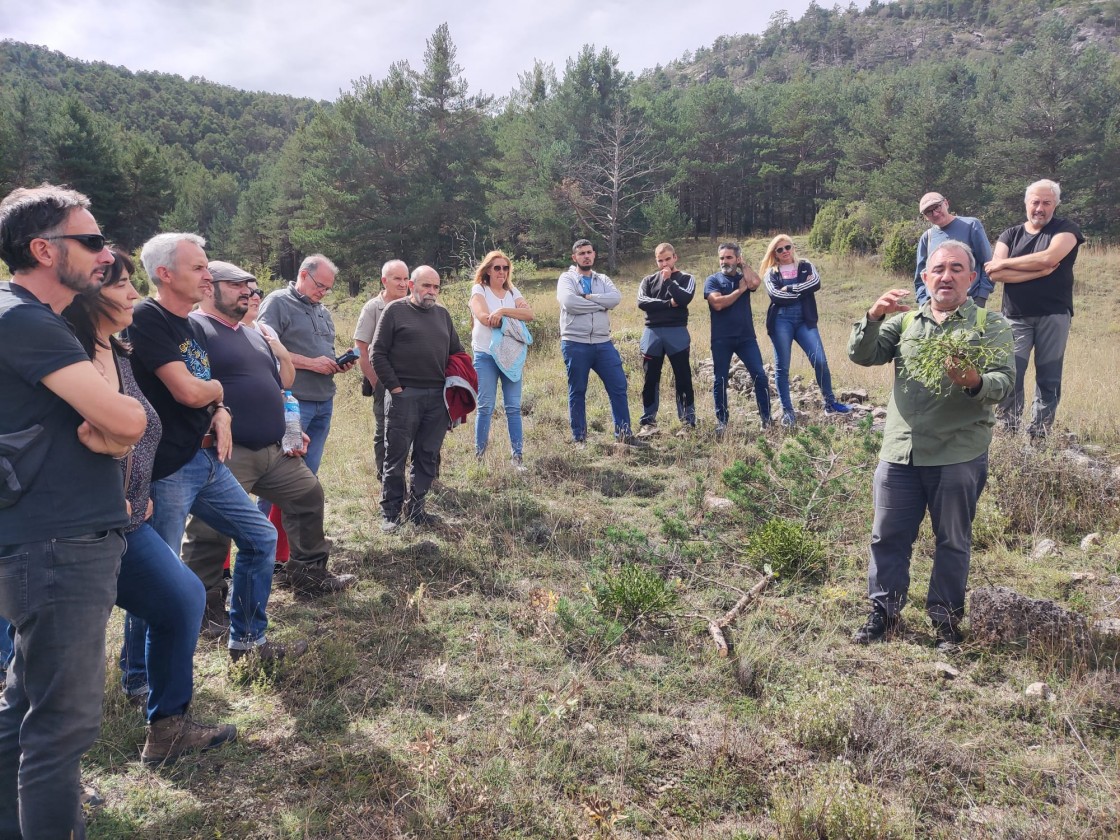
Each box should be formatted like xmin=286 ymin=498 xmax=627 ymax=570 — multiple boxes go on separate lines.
xmin=4 ymin=0 xmax=870 ymax=101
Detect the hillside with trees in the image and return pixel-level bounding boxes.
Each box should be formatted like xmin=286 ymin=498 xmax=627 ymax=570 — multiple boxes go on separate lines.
xmin=2 ymin=0 xmax=1120 ymax=280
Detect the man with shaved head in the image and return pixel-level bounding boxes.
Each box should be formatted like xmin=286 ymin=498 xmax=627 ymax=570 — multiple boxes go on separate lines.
xmin=371 ymin=266 xmax=464 ymax=532
xmin=353 ymin=258 xmax=410 ymax=482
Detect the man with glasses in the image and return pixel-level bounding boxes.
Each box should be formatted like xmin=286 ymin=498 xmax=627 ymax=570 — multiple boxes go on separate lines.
xmin=178 ymin=260 xmax=355 ymax=600
xmin=127 ymin=234 xmax=305 ymax=665
xmin=0 ymin=184 xmax=146 ymax=839
xmin=914 ymin=192 xmax=993 ymax=308
xmin=371 ymin=266 xmax=465 ymax=532
xmin=257 ymin=254 xmax=356 ymax=475
xmin=353 ymin=259 xmax=410 ymax=482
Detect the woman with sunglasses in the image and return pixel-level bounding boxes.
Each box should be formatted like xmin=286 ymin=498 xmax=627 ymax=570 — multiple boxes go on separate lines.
xmin=469 ymin=250 xmax=534 ymax=469
xmin=63 ymin=249 xmax=237 ymax=764
xmin=760 ymin=235 xmax=852 ymax=427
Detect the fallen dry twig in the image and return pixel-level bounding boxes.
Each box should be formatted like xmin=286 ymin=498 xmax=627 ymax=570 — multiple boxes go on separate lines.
xmin=708 ymin=572 xmax=774 ymax=657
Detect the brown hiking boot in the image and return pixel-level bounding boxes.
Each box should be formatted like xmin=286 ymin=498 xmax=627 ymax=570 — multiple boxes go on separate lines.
xmin=229 ymin=639 xmax=309 ymax=664
xmin=140 ymin=712 xmax=237 ymax=766
xmin=200 ymin=586 xmax=229 ymax=640
xmin=281 ymin=565 xmax=357 ymax=597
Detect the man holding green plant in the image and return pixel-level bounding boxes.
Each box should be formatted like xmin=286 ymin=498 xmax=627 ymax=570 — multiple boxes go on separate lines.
xmin=847 ymin=241 xmax=1014 ymax=650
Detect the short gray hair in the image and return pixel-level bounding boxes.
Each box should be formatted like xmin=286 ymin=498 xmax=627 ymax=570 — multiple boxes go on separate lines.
xmin=1026 ymin=179 xmax=1061 ymax=204
xmin=929 ymin=239 xmax=976 ymax=272
xmin=299 ymin=254 xmax=338 ymax=277
xmin=718 ymin=242 xmax=741 ymax=257
xmin=381 ymin=259 xmax=407 ymax=278
xmin=140 ymin=233 xmax=206 ymax=287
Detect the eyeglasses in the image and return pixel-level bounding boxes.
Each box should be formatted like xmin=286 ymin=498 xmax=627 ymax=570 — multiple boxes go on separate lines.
xmin=39 ymin=233 xmax=108 ymax=252
xmin=776 ymin=245 xmax=793 ymax=254
xmin=248 ymin=288 xmax=263 ymax=298
xmin=921 ymin=201 xmax=945 ymax=217
xmin=490 ymin=264 xmax=511 ymax=273
xmin=305 ymin=270 xmax=333 ymax=293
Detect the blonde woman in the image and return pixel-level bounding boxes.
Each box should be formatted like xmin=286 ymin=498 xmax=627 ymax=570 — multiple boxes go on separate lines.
xmin=468 ymin=250 xmax=534 ymax=467
xmin=760 ymin=235 xmax=851 ymax=427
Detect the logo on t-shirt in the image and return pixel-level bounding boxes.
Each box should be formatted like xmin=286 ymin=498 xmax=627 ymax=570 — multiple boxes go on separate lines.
xmin=179 ymin=338 xmax=211 ymax=381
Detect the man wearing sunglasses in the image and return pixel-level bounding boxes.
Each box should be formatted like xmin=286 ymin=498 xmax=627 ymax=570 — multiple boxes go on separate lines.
xmin=914 ymin=192 xmax=993 ymax=309
xmin=257 ymin=254 xmax=356 ymax=476
xmin=0 ymin=185 xmax=146 ymax=840
xmin=179 ymin=260 xmax=355 ymax=600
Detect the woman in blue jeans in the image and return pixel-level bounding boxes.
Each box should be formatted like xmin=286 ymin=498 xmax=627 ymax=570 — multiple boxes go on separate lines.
xmin=469 ymin=250 xmax=534 ymax=469
xmin=760 ymin=235 xmax=852 ymax=427
xmin=64 ymin=250 xmax=236 ymax=764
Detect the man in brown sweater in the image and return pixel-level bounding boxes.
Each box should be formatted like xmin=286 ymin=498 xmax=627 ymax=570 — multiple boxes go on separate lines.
xmin=371 ymin=265 xmax=464 ymax=532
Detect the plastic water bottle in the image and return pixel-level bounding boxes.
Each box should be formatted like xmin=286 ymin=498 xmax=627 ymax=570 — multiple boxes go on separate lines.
xmin=282 ymin=390 xmax=303 ymax=454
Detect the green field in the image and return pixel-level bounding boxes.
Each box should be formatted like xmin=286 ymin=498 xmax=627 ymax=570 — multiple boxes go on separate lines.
xmin=86 ymin=241 xmax=1120 ymax=839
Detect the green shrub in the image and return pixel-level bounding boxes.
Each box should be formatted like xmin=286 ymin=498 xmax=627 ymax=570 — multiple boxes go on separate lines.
xmin=744 ymin=518 xmax=828 ymax=583
xmin=833 ymin=212 xmax=879 ymax=255
xmin=592 ymin=563 xmax=679 ymax=624
xmin=772 ymin=760 xmax=916 ymax=840
xmin=808 ymin=200 xmax=845 ymax=251
xmin=880 ymin=220 xmax=924 ymax=275
xmin=641 ymin=193 xmax=691 ymax=250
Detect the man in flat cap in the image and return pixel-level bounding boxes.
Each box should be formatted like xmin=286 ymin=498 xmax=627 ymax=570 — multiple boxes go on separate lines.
xmin=914 ymin=192 xmax=993 ymax=309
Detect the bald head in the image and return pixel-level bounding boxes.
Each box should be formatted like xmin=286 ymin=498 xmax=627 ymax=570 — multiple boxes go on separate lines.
xmin=409 ymin=265 xmax=441 ymax=309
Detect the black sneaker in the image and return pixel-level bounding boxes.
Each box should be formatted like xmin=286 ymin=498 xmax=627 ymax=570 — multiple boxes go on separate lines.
xmin=851 ymin=611 xmax=899 ymax=644
xmin=933 ymin=622 xmax=963 ymax=652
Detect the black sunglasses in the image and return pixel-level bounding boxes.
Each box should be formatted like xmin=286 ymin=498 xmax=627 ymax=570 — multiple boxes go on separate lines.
xmin=40 ymin=233 xmax=107 ymax=252
xmin=490 ymin=264 xmax=511 ymax=272
xmin=248 ymin=288 xmax=263 ymax=298
xmin=776 ymin=244 xmax=793 ymax=254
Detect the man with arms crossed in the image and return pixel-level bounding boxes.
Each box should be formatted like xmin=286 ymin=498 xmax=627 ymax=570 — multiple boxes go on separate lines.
xmin=556 ymin=239 xmax=637 ymax=445
xmin=127 ymin=234 xmax=304 ymax=663
xmin=704 ymin=242 xmax=772 ymax=432
xmin=985 ymin=179 xmax=1084 ymax=439
xmin=636 ymin=243 xmax=696 ymax=433
xmin=0 ymin=185 xmax=145 ymax=839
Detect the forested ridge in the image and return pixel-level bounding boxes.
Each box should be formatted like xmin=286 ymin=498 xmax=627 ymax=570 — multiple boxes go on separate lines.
xmin=2 ymin=0 xmax=1119 ymax=283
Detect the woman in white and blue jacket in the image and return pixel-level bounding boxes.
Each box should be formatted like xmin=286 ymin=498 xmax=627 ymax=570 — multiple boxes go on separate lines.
xmin=760 ymin=234 xmax=851 ymax=427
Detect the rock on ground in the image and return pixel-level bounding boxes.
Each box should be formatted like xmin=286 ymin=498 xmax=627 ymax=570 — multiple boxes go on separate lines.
xmin=969 ymin=586 xmax=1090 ymax=654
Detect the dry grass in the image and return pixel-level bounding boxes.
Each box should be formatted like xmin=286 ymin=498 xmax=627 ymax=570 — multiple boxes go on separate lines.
xmin=84 ymin=242 xmax=1120 ymax=838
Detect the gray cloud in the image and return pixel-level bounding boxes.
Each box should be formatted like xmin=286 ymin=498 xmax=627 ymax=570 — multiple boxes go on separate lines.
xmin=5 ymin=1 xmax=867 ymax=100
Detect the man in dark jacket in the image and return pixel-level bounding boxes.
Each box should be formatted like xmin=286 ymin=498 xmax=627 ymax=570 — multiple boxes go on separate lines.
xmin=636 ymin=242 xmax=696 ymax=434
xmin=372 ymin=266 xmax=465 ymax=532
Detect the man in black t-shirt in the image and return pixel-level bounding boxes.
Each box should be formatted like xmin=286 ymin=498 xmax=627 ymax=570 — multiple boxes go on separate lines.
xmin=0 ymin=185 xmax=145 ymax=840
xmin=180 ymin=260 xmax=355 ymax=598
xmin=128 ymin=233 xmax=306 ymax=665
xmin=985 ymin=179 xmax=1084 ymax=438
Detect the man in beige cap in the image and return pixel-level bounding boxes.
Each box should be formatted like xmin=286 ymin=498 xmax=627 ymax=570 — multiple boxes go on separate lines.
xmin=914 ymin=192 xmax=993 ymax=308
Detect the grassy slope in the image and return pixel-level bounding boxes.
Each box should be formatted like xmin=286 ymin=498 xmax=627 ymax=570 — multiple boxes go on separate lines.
xmin=87 ymin=240 xmax=1120 ymax=839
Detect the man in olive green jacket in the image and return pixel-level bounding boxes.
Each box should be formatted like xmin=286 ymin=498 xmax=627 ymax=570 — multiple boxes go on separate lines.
xmin=847 ymin=240 xmax=1014 ymax=650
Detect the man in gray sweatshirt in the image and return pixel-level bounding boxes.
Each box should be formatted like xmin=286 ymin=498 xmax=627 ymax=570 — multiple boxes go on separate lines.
xmin=556 ymin=239 xmax=636 ymax=444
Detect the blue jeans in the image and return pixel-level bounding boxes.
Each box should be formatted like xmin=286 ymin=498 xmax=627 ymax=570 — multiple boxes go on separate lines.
xmin=0 ymin=529 xmax=124 ymax=840
xmin=116 ymin=523 xmax=206 ymax=722
xmin=473 ymin=352 xmax=523 ymax=457
xmin=771 ymin=306 xmax=836 ymax=413
xmin=868 ymin=454 xmax=988 ymax=624
xmin=298 ymin=397 xmax=334 ymax=475
xmin=711 ymin=335 xmax=771 ymax=426
xmin=560 ymin=340 xmax=631 ymax=441
xmin=148 ymin=448 xmax=277 ymax=650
